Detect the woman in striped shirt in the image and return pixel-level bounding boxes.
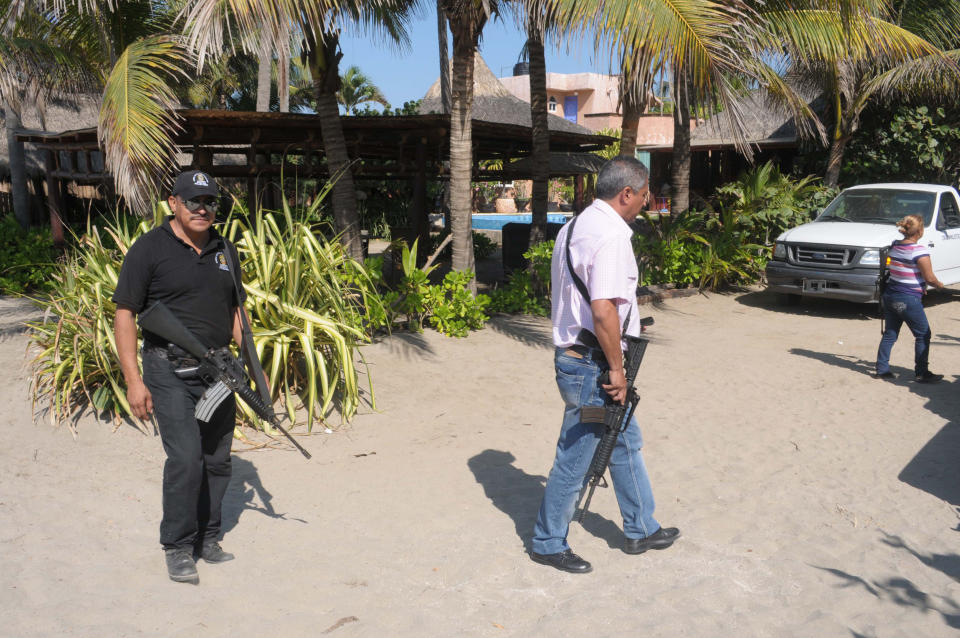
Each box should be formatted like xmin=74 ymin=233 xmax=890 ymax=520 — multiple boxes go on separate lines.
xmin=876 ymin=214 xmax=945 ymax=382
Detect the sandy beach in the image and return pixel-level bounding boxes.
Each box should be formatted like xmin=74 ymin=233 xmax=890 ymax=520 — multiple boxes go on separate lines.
xmin=2 ymin=288 xmax=959 ymax=637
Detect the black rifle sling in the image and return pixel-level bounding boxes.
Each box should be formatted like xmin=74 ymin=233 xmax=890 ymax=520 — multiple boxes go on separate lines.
xmin=564 ymin=214 xmax=632 ymax=338
xmin=221 ymin=242 xmax=272 ymax=407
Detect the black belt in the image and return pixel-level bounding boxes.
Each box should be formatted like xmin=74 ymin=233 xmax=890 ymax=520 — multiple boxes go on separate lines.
xmin=143 ymin=343 xmax=199 ymax=368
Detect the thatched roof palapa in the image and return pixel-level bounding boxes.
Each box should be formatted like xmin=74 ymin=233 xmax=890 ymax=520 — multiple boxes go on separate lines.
xmin=419 ymin=55 xmax=598 ymax=137
xmin=0 ymin=96 xmax=100 ymax=177
xmin=638 ymin=89 xmax=825 ymax=152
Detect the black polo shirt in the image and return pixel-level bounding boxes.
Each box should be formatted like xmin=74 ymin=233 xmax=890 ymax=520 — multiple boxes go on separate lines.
xmin=112 ymin=217 xmax=246 ymax=349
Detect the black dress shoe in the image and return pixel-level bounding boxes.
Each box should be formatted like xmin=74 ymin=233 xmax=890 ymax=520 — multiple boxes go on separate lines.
xmin=165 ymin=548 xmax=199 ymax=583
xmin=915 ymin=371 xmax=943 ymax=383
xmin=530 ymin=549 xmax=593 ymax=574
xmin=623 ymin=527 xmax=681 ymax=554
xmin=199 ymin=541 xmax=235 ymax=564
xmin=875 ymin=371 xmax=895 ymax=380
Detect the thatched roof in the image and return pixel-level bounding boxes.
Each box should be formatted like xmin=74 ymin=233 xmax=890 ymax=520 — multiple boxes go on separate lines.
xmin=501 ymin=152 xmax=607 ymax=178
xmin=0 ymin=96 xmax=100 ymax=176
xmin=419 ymin=55 xmax=597 ymax=137
xmin=638 ymin=89 xmax=825 ymax=152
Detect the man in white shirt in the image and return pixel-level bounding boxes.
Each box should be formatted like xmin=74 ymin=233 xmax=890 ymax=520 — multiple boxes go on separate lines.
xmin=530 ymin=157 xmax=680 ymax=574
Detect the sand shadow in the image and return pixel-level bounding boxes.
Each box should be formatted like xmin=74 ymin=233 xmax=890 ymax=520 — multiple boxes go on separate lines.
xmin=814 ymin=534 xmax=960 ymax=634
xmin=221 ymin=456 xmax=306 ymax=535
xmin=880 ymin=531 xmax=960 ymax=583
xmin=736 ymin=289 xmax=878 ymax=321
xmin=788 ymin=347 xmax=960 ymax=510
xmin=467 ymin=449 xmax=624 ymax=552
xmin=485 ymin=315 xmax=553 ymax=349
xmin=898 ymin=420 xmax=960 ymax=509
xmin=374 ymin=331 xmax=436 ymax=360
xmin=737 ymin=287 xmax=960 ymax=318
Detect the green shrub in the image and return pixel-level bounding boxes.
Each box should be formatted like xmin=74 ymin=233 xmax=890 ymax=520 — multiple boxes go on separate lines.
xmin=29 ymin=196 xmax=385 ymax=432
xmin=386 ymin=238 xmax=490 ymax=337
xmin=714 ymin=161 xmax=822 ymax=245
xmin=424 ymin=270 xmax=490 ymax=337
xmin=0 ymin=215 xmax=59 ymax=294
xmin=488 ymin=240 xmax=554 ymax=316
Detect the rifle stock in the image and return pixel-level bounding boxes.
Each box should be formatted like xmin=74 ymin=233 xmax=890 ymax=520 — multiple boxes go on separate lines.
xmin=138 ymin=302 xmax=209 ymax=359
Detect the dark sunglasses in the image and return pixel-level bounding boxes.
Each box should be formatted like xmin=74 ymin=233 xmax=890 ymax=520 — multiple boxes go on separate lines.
xmin=181 ymin=197 xmax=219 ymax=213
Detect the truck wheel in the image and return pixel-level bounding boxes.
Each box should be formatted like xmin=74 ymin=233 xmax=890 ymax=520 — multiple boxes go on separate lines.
xmin=777 ymin=293 xmax=802 ymax=306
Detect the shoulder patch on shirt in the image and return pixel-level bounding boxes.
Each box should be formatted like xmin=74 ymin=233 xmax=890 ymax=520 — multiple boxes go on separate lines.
xmin=215 ymin=251 xmax=229 ymax=271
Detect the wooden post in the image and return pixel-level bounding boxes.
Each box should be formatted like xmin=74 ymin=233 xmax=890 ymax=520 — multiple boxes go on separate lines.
xmin=43 ymin=150 xmax=66 ymax=249
xmin=413 ymin=137 xmax=429 ymax=266
xmin=574 ymin=174 xmax=584 ymax=213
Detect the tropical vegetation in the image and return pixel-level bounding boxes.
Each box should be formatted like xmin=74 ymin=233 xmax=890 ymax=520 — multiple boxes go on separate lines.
xmin=27 ymin=197 xmax=385 ymax=434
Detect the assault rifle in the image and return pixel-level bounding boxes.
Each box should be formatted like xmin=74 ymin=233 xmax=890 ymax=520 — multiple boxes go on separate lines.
xmin=574 ymin=326 xmax=651 ymax=522
xmin=138 ymin=302 xmax=312 ymax=459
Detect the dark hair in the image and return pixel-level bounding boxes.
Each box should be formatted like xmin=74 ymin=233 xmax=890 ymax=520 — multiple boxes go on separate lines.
xmin=595 ymin=157 xmax=649 ymax=200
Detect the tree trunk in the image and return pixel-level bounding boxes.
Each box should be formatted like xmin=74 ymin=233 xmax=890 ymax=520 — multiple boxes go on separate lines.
xmin=4 ymin=103 xmax=30 ymax=229
xmin=256 ymin=54 xmax=271 ymax=112
xmin=670 ymin=74 xmax=691 ymax=215
xmin=824 ymin=134 xmax=849 ymax=188
xmin=437 ymin=1 xmax=451 ymax=114
xmin=308 ymin=34 xmax=362 ymax=260
xmin=619 ymin=99 xmax=640 ymax=157
xmin=527 ymin=30 xmax=549 ymax=245
xmin=444 ymin=7 xmax=486 ymax=293
xmin=278 ymin=50 xmax=290 ymax=113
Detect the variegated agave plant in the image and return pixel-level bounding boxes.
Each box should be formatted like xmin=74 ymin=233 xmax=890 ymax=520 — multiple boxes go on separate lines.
xmin=29 ymin=193 xmax=385 ymax=438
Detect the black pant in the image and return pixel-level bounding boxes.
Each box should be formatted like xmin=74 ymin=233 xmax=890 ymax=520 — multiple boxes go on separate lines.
xmin=143 ymin=351 xmax=235 ymax=550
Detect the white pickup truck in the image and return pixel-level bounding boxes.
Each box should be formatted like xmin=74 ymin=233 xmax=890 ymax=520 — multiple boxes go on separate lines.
xmin=765 ymin=183 xmax=960 ymax=303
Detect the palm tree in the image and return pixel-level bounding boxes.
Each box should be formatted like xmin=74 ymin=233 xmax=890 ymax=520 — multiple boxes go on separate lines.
xmin=85 ymin=0 xmax=417 ymax=260
xmin=550 ymin=0 xmax=764 ymax=214
xmin=439 ymin=0 xmax=500 ymax=290
xmin=511 ymin=0 xmax=555 ymax=245
xmin=759 ymin=0 xmax=956 ymax=187
xmin=337 ymin=65 xmax=391 ymax=114
xmin=0 ymin=0 xmax=157 ymax=225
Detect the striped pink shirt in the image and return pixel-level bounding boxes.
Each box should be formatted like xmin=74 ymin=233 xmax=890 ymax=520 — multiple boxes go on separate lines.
xmin=886 ymin=240 xmax=930 ymax=296
xmin=551 ymin=199 xmax=640 ymax=348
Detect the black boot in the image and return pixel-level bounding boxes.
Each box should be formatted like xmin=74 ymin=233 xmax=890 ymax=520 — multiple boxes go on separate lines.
xmin=165 ymin=548 xmax=199 ymax=583
xmin=199 ymin=541 xmax=235 ymax=564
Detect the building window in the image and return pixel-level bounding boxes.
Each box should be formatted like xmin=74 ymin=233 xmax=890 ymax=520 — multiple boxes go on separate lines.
xmin=548 ymin=96 xmax=557 ymax=113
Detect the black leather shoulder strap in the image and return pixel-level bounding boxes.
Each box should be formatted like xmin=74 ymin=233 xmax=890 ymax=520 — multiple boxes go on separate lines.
xmin=221 ymin=243 xmax=273 ymax=406
xmin=565 ymin=215 xmax=591 ymax=304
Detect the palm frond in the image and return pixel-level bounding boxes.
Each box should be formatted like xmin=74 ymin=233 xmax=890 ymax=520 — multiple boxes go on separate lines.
xmin=98 ymin=35 xmax=190 ymax=215
xmin=552 ymin=0 xmax=761 ymax=154
xmin=866 ymin=48 xmax=960 ymax=99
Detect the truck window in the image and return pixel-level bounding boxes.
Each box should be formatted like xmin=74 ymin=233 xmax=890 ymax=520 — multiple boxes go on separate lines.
xmin=936 ymin=193 xmax=960 ymax=229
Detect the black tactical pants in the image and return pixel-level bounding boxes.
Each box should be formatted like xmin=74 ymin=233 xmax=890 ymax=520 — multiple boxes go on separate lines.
xmin=142 ymin=350 xmax=235 ymax=551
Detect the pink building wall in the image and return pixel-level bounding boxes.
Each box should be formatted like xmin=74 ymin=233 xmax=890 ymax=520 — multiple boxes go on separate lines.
xmin=499 ymin=72 xmax=697 ymax=145
xmin=499 ymin=72 xmax=621 ymax=133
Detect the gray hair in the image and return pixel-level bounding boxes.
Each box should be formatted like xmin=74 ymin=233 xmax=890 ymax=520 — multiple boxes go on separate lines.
xmin=595 ymin=157 xmax=649 ymax=200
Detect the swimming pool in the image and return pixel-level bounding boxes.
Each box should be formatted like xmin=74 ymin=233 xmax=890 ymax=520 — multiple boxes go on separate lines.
xmin=471 ymin=213 xmax=571 ymax=230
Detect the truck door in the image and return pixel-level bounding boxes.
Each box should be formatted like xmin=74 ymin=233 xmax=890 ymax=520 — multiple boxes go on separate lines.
xmin=928 ymin=191 xmax=960 ymax=285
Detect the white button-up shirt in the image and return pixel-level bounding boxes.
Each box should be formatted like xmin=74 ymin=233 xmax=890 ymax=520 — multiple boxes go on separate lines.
xmin=551 ymin=199 xmax=640 ymax=348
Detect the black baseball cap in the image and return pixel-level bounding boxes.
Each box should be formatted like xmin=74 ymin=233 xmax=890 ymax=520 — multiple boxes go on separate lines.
xmin=172 ymin=170 xmax=218 ymax=200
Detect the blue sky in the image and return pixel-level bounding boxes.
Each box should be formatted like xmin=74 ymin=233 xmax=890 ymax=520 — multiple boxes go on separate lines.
xmin=338 ymin=5 xmax=617 ymax=109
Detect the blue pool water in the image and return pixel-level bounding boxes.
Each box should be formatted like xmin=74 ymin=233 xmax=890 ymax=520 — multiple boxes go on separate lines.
xmin=471 ymin=213 xmax=571 ymax=230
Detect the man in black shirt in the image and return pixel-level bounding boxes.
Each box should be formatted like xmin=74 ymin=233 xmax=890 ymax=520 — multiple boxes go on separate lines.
xmin=113 ymin=170 xmax=248 ymax=584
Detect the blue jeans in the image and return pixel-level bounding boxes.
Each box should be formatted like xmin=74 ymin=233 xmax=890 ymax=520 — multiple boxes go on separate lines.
xmin=876 ymin=291 xmax=931 ymax=376
xmin=532 ymin=348 xmax=660 ymax=555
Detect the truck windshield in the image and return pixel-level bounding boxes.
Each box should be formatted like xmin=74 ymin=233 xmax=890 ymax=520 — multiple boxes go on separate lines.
xmin=815 ymin=189 xmax=936 ymax=225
